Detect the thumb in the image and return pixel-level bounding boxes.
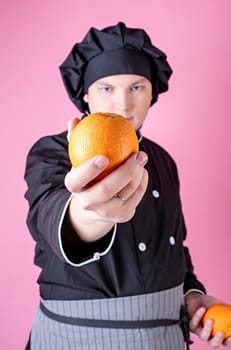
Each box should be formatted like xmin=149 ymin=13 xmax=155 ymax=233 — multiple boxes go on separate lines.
xmin=67 ymin=117 xmax=80 ymax=141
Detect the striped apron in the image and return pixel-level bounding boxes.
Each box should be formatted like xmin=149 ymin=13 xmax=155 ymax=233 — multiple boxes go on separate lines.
xmin=30 ymin=284 xmax=191 ymax=350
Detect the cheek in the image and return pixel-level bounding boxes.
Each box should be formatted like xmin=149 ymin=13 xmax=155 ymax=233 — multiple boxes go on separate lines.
xmin=138 ymin=96 xmax=151 ymax=113
xmin=136 ymin=101 xmax=150 ymax=124
xmin=90 ymin=96 xmax=113 ymax=113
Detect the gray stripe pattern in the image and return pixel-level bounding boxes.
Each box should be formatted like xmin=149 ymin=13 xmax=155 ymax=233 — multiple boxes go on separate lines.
xmin=31 ymin=284 xmax=185 ymax=349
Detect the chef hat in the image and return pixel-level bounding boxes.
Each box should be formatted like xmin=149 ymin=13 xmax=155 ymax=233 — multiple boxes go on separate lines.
xmin=59 ymin=22 xmax=172 ymax=113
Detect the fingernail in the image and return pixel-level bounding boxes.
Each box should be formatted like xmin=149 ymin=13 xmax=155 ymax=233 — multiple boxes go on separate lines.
xmin=206 ymin=319 xmax=213 ymax=327
xmin=94 ymin=156 xmax=109 ymax=168
xmin=216 ymin=331 xmax=224 ymax=338
xmin=136 ymin=152 xmax=147 ymax=166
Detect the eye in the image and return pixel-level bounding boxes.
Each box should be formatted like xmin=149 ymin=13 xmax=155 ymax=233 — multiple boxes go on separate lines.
xmin=131 ymin=85 xmax=144 ymax=91
xmin=99 ymin=86 xmax=112 ymax=92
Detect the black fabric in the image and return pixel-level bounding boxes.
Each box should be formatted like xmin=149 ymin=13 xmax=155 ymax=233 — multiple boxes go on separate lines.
xmin=59 ymin=22 xmax=172 ymax=112
xmin=179 ymin=305 xmax=194 ymax=350
xmin=24 ymin=131 xmax=206 ymax=300
xmin=24 ymin=333 xmax=31 ymax=350
xmin=84 ymin=48 xmax=152 ymax=92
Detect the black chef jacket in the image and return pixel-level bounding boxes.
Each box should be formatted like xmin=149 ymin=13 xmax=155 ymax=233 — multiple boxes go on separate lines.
xmin=24 ymin=131 xmax=206 ymax=300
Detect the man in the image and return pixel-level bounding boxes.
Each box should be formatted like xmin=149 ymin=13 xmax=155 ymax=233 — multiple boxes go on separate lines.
xmin=24 ymin=22 xmax=231 ymax=349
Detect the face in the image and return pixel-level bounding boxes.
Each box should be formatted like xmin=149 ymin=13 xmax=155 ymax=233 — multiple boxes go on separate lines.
xmin=83 ymin=74 xmax=152 ymax=131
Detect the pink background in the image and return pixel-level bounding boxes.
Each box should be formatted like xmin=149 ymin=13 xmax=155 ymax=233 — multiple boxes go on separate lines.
xmin=0 ymin=1 xmax=230 ymax=349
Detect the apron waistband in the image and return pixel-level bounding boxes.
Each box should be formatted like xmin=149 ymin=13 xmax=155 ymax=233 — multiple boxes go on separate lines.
xmin=40 ymin=301 xmax=179 ymax=329
xmin=40 ymin=302 xmax=193 ymax=350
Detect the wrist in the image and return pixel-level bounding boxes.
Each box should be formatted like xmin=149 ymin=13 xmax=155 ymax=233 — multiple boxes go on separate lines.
xmin=69 ymin=195 xmax=114 ymax=242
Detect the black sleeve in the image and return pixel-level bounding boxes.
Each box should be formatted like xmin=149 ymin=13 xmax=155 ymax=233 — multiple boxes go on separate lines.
xmin=24 ymin=132 xmax=116 ymax=265
xmin=171 ymin=154 xmax=206 ymax=294
xmin=183 ymin=246 xmax=206 ymax=294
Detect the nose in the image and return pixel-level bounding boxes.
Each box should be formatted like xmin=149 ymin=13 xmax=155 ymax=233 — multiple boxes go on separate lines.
xmin=114 ymin=91 xmax=131 ymax=117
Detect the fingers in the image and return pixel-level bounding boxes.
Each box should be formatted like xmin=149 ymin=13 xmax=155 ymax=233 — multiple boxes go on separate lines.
xmin=190 ymin=307 xmax=215 ymax=341
xmin=223 ymin=337 xmax=231 ymax=347
xmin=65 ymin=155 xmax=109 ymax=192
xmin=75 ymin=151 xmax=148 ymax=207
xmin=208 ymin=331 xmax=224 ymax=348
xmin=116 ymin=153 xmax=148 ymax=200
xmin=115 ymin=170 xmax=144 ymax=204
xmin=190 ymin=307 xmax=228 ymax=348
xmin=117 ymin=168 xmax=149 ymax=222
xmin=199 ymin=319 xmax=214 ymax=340
xmin=189 ymin=306 xmax=206 ymax=333
xmin=89 ymin=168 xmax=149 ymax=222
xmin=65 ymin=151 xmax=148 ymax=224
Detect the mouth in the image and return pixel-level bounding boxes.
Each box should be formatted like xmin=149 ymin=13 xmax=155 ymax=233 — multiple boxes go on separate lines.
xmin=116 ymin=111 xmax=133 ymax=120
xmin=124 ymin=116 xmax=134 ymax=121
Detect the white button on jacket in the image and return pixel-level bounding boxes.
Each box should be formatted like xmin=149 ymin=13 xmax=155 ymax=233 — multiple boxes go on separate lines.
xmin=138 ymin=242 xmax=147 ymax=252
xmin=152 ymin=190 xmax=160 ymax=198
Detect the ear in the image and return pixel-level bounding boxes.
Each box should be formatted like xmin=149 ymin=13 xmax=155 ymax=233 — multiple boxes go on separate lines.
xmin=83 ymin=94 xmax=89 ymax=103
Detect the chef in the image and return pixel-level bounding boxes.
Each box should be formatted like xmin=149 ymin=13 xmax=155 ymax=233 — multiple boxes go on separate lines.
xmin=24 ymin=22 xmax=230 ymax=349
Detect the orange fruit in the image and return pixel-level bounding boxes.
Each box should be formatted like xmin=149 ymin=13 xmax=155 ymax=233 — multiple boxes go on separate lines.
xmin=68 ymin=112 xmax=139 ymax=183
xmin=203 ymin=303 xmax=231 ymax=339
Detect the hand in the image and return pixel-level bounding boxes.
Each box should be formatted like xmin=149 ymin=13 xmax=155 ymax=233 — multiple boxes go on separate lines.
xmin=67 ymin=117 xmax=80 ymax=141
xmin=64 ymin=118 xmax=149 ymax=242
xmin=185 ymin=293 xmax=231 ymax=348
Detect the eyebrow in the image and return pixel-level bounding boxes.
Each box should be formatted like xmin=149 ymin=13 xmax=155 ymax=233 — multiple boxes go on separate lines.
xmin=95 ymin=81 xmax=113 ymax=86
xmin=95 ymin=78 xmax=148 ymax=86
xmin=131 ymin=78 xmax=147 ymax=84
